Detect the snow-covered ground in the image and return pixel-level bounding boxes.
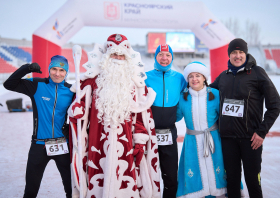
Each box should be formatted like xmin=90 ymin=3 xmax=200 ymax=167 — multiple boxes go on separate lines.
xmin=1 ymin=75 xmax=280 ymax=197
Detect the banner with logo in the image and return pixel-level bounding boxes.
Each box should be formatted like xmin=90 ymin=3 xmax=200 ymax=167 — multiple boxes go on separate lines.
xmin=33 ymin=0 xmax=235 ymax=81
xmin=195 ymin=37 xmax=208 ymax=53
xmin=34 ymin=0 xmax=234 ymax=49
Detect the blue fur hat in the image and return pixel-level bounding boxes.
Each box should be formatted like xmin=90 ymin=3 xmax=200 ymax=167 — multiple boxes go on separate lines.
xmin=183 ymin=61 xmax=209 ymax=82
xmin=48 ymin=55 xmax=69 ymax=74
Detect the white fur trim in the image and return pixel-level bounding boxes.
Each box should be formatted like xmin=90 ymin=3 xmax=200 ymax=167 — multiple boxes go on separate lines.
xmin=83 ymin=43 xmax=104 ymax=71
xmin=141 ymin=109 xmax=161 ymax=198
xmin=104 ymin=40 xmax=132 ymax=57
xmin=72 ymin=106 xmax=84 ymax=117
xmin=189 ymin=86 xmax=207 ymax=131
xmin=133 ymin=133 xmax=149 ymax=144
xmin=68 ymin=85 xmax=92 ymax=121
xmin=70 ymin=81 xmax=77 ymax=93
xmin=131 ymin=51 xmax=147 ymax=88
xmin=83 ymin=66 xmax=101 ymax=80
xmin=184 ymin=62 xmax=209 ymax=82
xmin=130 ymin=86 xmax=156 ymax=113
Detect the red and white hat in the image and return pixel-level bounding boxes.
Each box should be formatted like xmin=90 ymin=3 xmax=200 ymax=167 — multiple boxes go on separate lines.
xmin=104 ymin=34 xmax=132 ymax=58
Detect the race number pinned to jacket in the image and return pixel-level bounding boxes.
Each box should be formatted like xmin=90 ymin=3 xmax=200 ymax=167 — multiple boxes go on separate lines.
xmin=222 ymin=98 xmax=244 ymax=117
xmin=45 ymin=137 xmax=69 ymax=156
xmin=156 ymin=129 xmax=173 ymax=146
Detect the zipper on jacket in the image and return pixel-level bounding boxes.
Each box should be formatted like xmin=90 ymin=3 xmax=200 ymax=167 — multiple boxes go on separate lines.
xmin=219 ymin=92 xmax=223 ymax=137
xmin=34 ymin=118 xmax=38 ymax=136
xmin=246 ymin=90 xmax=251 ymax=132
xmin=231 ymin=75 xmax=236 ymax=99
xmin=52 ymin=84 xmax=58 ymax=138
xmin=163 ymin=71 xmax=165 ymax=107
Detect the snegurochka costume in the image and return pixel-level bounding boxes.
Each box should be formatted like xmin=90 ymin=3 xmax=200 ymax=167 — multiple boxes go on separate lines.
xmin=145 ymin=44 xmax=187 ymax=198
xmin=68 ymin=34 xmax=161 ymax=198
xmin=176 ymin=62 xmax=227 ymax=198
xmin=4 ymin=55 xmax=73 ymax=198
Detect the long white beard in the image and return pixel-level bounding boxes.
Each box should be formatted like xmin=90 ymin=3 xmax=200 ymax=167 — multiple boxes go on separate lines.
xmin=95 ymin=58 xmax=135 ymax=129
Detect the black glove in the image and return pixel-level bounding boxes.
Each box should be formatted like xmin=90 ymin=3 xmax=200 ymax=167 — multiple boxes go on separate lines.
xmin=62 ymin=123 xmax=69 ymax=140
xmin=28 ymin=63 xmax=42 ymax=74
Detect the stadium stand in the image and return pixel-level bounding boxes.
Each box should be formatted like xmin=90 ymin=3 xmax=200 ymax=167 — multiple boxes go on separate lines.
xmin=0 ymin=58 xmax=17 ymax=73
xmin=19 ymin=47 xmax=32 ymax=56
xmin=1 ymin=46 xmax=32 ymax=62
xmin=248 ymin=45 xmax=267 ymax=68
xmin=0 ymin=52 xmax=12 ymax=62
xmin=271 ymin=49 xmax=280 ymax=68
xmin=264 ymin=49 xmax=273 ymax=60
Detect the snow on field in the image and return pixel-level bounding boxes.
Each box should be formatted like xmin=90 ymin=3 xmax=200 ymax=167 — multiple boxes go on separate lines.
xmin=1 ymin=75 xmax=280 ymax=197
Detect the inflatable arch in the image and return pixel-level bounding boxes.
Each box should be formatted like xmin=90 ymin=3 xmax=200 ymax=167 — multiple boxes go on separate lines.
xmin=32 ymin=0 xmax=235 ymax=81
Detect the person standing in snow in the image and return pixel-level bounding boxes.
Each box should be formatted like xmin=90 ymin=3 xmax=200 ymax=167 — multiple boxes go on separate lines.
xmin=68 ymin=34 xmax=161 ymax=198
xmin=210 ymin=38 xmax=280 ymax=198
xmin=145 ymin=44 xmax=187 ymax=198
xmin=176 ymin=61 xmax=227 ymax=198
xmin=4 ymin=55 xmax=73 ymax=198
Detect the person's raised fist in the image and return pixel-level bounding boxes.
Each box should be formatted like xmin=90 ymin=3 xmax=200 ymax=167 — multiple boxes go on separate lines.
xmin=28 ymin=63 xmax=42 ymax=74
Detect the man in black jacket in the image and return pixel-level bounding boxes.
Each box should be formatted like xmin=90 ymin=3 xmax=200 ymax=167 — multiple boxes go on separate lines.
xmin=211 ymin=38 xmax=280 ymax=198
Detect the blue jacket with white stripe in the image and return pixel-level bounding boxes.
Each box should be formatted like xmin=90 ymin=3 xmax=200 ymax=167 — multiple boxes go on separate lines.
xmin=4 ymin=64 xmax=74 ymax=144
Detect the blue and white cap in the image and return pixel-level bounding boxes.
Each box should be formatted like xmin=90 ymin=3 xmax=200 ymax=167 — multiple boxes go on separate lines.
xmin=154 ymin=44 xmax=174 ymax=60
xmin=48 ymin=55 xmax=69 ymax=75
xmin=183 ymin=61 xmax=209 ymax=82
xmin=154 ymin=44 xmax=174 ymax=72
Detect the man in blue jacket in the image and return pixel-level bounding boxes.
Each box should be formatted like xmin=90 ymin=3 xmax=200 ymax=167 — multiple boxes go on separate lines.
xmin=4 ymin=55 xmax=74 ymax=198
xmin=145 ymin=44 xmax=187 ymax=198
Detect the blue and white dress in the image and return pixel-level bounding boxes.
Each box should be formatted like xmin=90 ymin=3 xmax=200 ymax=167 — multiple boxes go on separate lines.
xmin=176 ymin=86 xmax=227 ymax=198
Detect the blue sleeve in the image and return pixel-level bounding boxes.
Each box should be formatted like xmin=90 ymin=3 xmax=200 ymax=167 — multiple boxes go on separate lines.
xmin=180 ymin=75 xmax=187 ymax=92
xmin=176 ymin=102 xmax=184 ymax=122
xmin=216 ymin=91 xmax=220 ymax=117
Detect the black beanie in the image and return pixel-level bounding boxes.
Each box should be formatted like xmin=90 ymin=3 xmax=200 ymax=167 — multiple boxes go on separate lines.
xmin=228 ymin=38 xmax=248 ymax=56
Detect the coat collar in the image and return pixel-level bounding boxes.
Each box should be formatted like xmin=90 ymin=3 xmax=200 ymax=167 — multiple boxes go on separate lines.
xmin=189 ymin=86 xmax=207 ymax=97
xmin=227 ymin=53 xmax=256 ymax=74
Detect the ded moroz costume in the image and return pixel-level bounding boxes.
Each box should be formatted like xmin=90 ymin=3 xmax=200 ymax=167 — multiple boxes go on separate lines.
xmin=68 ymin=34 xmax=161 ymax=198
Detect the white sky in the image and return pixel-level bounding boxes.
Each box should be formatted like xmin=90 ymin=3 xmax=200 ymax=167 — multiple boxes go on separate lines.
xmin=0 ymin=0 xmax=279 ymax=45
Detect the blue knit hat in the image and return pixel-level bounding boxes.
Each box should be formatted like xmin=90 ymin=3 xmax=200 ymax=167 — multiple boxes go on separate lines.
xmin=48 ymin=55 xmax=69 ymax=74
xmin=154 ymin=44 xmax=173 ymax=72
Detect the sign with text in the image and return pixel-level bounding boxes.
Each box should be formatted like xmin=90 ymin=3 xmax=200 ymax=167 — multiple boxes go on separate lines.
xmin=147 ymin=32 xmax=166 ymax=53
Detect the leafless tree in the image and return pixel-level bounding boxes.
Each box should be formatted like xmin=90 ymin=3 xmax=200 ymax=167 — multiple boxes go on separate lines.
xmin=245 ymin=20 xmax=261 ymax=45
xmin=223 ymin=18 xmax=242 ymax=38
xmin=222 ymin=18 xmax=261 ymax=45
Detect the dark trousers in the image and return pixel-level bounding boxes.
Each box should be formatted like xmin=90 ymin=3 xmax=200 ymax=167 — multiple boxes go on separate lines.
xmin=221 ymin=138 xmax=263 ymax=198
xmin=158 ymin=128 xmax=178 ymax=198
xmin=23 ymin=143 xmax=72 ymax=198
